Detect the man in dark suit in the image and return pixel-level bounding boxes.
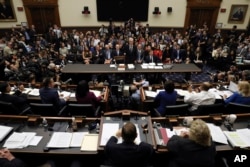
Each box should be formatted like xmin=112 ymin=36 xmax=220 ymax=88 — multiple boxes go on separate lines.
xmin=0 ymin=82 xmax=29 ymax=113
xmin=135 ymin=44 xmax=145 ymax=64
xmin=172 ymin=44 xmax=185 ymax=63
xmin=145 ymin=49 xmax=159 ymax=63
xmin=39 ymin=77 xmax=68 ymax=112
xmin=123 ymin=37 xmax=137 ymax=64
xmin=104 ymin=122 xmax=154 ymax=167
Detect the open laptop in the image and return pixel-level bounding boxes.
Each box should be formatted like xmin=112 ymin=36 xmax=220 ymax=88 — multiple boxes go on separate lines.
xmin=228 ymin=81 xmax=238 ymax=93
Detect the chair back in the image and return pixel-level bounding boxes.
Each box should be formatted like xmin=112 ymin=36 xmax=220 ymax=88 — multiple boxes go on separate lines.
xmin=65 ymin=103 xmax=98 ymax=117
xmin=225 ymin=102 xmax=250 ymax=114
xmin=0 ymin=101 xmax=21 ymax=115
xmin=29 ymin=103 xmax=59 ymax=116
xmin=114 ymin=55 xmax=125 ymax=64
xmin=196 ymin=103 xmax=225 ymax=115
xmin=165 ymin=104 xmax=189 ymax=116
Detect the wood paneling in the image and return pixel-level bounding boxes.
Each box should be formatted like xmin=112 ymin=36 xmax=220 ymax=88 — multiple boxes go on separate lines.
xmin=185 ymin=0 xmax=222 ymax=33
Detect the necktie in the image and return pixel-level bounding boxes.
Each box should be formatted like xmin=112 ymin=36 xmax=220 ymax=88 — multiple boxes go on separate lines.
xmin=177 ymin=50 xmax=180 ymax=59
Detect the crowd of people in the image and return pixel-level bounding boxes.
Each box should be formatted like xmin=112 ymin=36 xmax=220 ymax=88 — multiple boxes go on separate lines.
xmin=0 ymin=19 xmax=250 ymax=167
xmin=0 ymin=20 xmax=250 ymax=85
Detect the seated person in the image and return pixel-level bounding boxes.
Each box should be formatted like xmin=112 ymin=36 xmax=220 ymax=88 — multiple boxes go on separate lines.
xmin=0 ymin=82 xmax=30 ymax=113
xmin=129 ymin=85 xmax=141 ymax=110
xmin=166 ymin=119 xmax=216 ymax=167
xmin=223 ymin=81 xmax=250 ymax=105
xmin=154 ymin=80 xmax=178 ymax=116
xmin=0 ymin=148 xmax=26 ymax=167
xmin=133 ymin=75 xmax=149 ymax=87
xmin=75 ymin=80 xmax=103 ymax=114
xmin=184 ymin=82 xmax=216 ymax=114
xmin=104 ymin=122 xmax=154 ymax=167
xmin=39 ymin=77 xmax=69 ymax=112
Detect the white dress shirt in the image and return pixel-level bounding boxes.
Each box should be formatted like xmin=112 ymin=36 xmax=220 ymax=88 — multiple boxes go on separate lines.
xmin=184 ymin=90 xmax=216 ymax=111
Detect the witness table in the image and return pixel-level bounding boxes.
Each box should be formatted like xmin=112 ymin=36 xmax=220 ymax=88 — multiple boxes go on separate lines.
xmin=61 ymin=63 xmax=201 ymax=74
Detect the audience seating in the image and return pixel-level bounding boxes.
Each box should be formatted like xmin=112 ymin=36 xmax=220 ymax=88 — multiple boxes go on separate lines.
xmin=29 ymin=103 xmax=65 ymax=116
xmin=0 ymin=101 xmax=31 ymax=115
xmin=225 ymin=102 xmax=250 ymax=114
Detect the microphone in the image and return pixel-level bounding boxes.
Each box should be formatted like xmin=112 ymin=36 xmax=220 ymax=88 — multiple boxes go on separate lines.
xmin=62 ymin=78 xmax=72 ymax=84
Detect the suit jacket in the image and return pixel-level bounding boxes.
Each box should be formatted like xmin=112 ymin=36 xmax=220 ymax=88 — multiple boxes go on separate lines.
xmin=0 ymin=158 xmax=26 ymax=167
xmin=0 ymin=93 xmax=29 ymax=112
xmin=145 ymin=55 xmax=159 ymax=63
xmin=123 ymin=44 xmax=137 ymax=64
xmin=172 ymin=49 xmax=186 ymax=62
xmin=104 ymin=136 xmax=154 ymax=167
xmin=167 ymin=135 xmax=216 ymax=167
xmin=39 ymin=87 xmax=66 ymax=110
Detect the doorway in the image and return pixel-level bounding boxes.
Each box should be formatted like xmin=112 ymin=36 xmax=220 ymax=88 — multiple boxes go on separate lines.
xmin=184 ymin=0 xmax=222 ymax=34
xmin=22 ymin=0 xmax=60 ymax=34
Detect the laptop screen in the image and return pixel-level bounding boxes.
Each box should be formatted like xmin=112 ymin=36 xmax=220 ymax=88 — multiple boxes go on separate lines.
xmin=228 ymin=81 xmax=238 ymax=92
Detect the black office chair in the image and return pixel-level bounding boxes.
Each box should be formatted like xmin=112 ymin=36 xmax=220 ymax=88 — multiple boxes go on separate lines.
xmin=196 ymin=103 xmax=225 ymax=115
xmin=29 ymin=103 xmax=65 ymax=116
xmin=152 ymin=104 xmax=189 ymax=117
xmin=225 ymin=102 xmax=250 ymax=114
xmin=64 ymin=103 xmax=101 ymax=117
xmin=0 ymin=101 xmax=30 ymax=115
xmin=165 ymin=104 xmax=190 ymax=116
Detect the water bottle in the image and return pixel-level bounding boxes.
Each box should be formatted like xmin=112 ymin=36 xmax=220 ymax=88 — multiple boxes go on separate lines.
xmin=96 ymin=123 xmax=100 ymax=133
xmin=42 ymin=118 xmax=48 ymax=127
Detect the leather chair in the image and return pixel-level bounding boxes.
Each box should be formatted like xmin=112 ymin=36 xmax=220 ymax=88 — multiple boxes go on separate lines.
xmin=29 ymin=103 xmax=65 ymax=116
xmin=165 ymin=104 xmax=189 ymax=116
xmin=0 ymin=101 xmax=30 ymax=115
xmin=225 ymin=102 xmax=250 ymax=114
xmin=64 ymin=103 xmax=101 ymax=117
xmin=196 ymin=103 xmax=225 ymax=115
xmin=153 ymin=104 xmax=189 ymax=117
xmin=113 ymin=55 xmax=125 ymax=64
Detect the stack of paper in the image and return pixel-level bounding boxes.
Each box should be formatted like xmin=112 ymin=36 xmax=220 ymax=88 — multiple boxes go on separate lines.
xmin=0 ymin=125 xmax=13 ymax=142
xmin=224 ymin=129 xmax=250 ymax=148
xmin=3 ymin=132 xmax=37 ymax=149
xmin=28 ymin=88 xmax=40 ymax=96
xmin=81 ymin=134 xmax=99 ymax=151
xmin=144 ymin=90 xmax=157 ymax=98
xmin=46 ymin=132 xmax=88 ymax=148
xmin=206 ymin=123 xmax=228 ymax=144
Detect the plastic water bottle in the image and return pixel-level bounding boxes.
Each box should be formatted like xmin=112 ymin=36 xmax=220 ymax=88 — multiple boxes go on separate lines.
xmin=42 ymin=118 xmax=48 ymax=127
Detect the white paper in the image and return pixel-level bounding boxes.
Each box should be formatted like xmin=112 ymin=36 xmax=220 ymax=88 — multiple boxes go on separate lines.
xmin=0 ymin=125 xmax=13 ymax=142
xmin=144 ymin=90 xmax=157 ymax=98
xmin=47 ymin=132 xmax=72 ymax=148
xmin=236 ymin=128 xmax=250 ymax=146
xmin=59 ymin=91 xmax=71 ymax=97
xmin=70 ymin=132 xmax=88 ymax=147
xmin=28 ymin=88 xmax=40 ymax=96
xmin=81 ymin=134 xmax=99 ymax=151
xmin=206 ymin=123 xmax=228 ymax=145
xmin=3 ymin=132 xmax=36 ymax=149
xmin=166 ymin=128 xmax=175 ymax=138
xmin=29 ymin=136 xmax=43 ymax=146
xmin=90 ymin=90 xmax=101 ymax=97
xmin=100 ymin=123 xmax=119 ymax=146
xmin=223 ymin=131 xmax=250 ymax=148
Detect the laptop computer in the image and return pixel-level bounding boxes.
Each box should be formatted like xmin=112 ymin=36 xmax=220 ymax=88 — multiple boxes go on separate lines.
xmin=228 ymin=81 xmax=238 ymax=93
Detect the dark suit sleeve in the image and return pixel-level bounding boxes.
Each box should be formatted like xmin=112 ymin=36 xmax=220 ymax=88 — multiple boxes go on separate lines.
xmin=0 ymin=158 xmax=26 ymax=167
xmin=166 ymin=135 xmax=182 ymax=153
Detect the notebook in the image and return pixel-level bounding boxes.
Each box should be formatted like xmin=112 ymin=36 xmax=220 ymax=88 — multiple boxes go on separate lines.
xmin=0 ymin=125 xmax=13 ymax=142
